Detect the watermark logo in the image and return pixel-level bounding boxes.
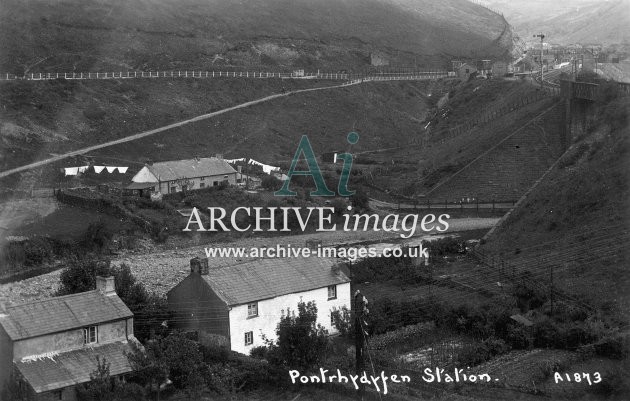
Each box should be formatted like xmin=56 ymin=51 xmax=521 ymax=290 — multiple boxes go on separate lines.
xmin=275 ymin=132 xmax=359 ymax=197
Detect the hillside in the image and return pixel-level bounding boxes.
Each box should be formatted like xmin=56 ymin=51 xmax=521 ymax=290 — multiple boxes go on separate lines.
xmin=0 ymin=0 xmax=510 ymax=74
xmin=480 ymin=92 xmax=630 ymax=316
xmin=0 ymin=78 xmax=440 ymax=189
xmin=487 ymin=0 xmax=630 ymax=46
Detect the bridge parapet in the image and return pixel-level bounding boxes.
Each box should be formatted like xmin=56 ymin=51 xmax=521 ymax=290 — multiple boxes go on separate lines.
xmin=560 ymin=79 xmax=598 ymax=101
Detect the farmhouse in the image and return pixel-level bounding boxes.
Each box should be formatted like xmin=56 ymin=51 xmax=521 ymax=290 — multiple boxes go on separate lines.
xmin=167 ymin=257 xmax=351 ymax=355
xmin=129 ymin=156 xmax=237 ymax=195
xmin=0 ymin=277 xmax=136 ymax=401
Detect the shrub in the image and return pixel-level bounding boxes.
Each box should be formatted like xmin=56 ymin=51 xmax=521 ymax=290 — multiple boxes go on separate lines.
xmin=56 ymin=258 xmax=112 ymax=296
xmin=249 ymin=346 xmax=268 ymax=360
xmin=368 ymin=322 xmax=435 ymax=350
xmin=261 ymin=175 xmax=282 ymax=190
xmin=330 ymin=305 xmax=353 ymax=338
xmin=593 ymin=335 xmax=629 ymax=360
xmin=265 ymin=301 xmax=329 ymax=372
xmin=505 ymin=324 xmax=530 ymax=349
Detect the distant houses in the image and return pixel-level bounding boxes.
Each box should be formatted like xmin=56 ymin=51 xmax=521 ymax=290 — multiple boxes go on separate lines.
xmin=0 ymin=277 xmax=136 ymax=400
xmin=167 ymin=256 xmax=351 ymax=355
xmin=129 ymin=156 xmax=237 ymax=195
xmin=457 ymin=63 xmax=478 ymax=80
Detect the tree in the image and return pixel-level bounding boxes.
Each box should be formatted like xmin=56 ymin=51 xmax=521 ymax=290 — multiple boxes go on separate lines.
xmin=126 ymin=339 xmax=169 ymax=399
xmin=261 ymin=175 xmax=281 ymax=190
xmin=56 ymin=257 xmax=112 ymax=296
xmin=76 ymin=356 xmax=145 ymax=401
xmin=82 ymin=221 xmax=113 ymax=253
xmin=265 ymin=301 xmax=329 ymax=371
xmin=350 ymin=189 xmax=370 ymax=211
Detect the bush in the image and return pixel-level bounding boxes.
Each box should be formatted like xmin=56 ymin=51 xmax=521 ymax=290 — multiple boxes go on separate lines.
xmin=249 ymin=346 xmax=269 ymax=359
xmin=368 ymin=322 xmax=435 ymax=350
xmin=593 ymin=335 xmax=629 ymax=360
xmin=261 ymin=175 xmax=282 ymax=190
xmin=56 ymin=258 xmax=112 ymax=296
xmin=265 ymin=301 xmax=329 ymax=372
xmin=505 ymin=324 xmax=530 ymax=349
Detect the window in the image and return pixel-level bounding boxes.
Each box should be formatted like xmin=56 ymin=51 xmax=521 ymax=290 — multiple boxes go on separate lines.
xmin=53 ymin=390 xmax=63 ymax=400
xmin=331 ymin=313 xmax=335 ymax=327
xmin=247 ymin=302 xmax=258 ymax=318
xmin=213 ymin=181 xmax=219 ymax=186
xmin=200 ymin=183 xmax=205 ymax=188
xmin=244 ymin=331 xmax=253 ymax=346
xmin=181 ymin=185 xmax=188 ymax=191
xmin=170 ymin=186 xmax=177 ymax=193
xmin=83 ymin=326 xmax=97 ymax=344
xmin=200 ymin=176 xmax=205 ymax=181
xmin=327 ymin=285 xmax=337 ymax=300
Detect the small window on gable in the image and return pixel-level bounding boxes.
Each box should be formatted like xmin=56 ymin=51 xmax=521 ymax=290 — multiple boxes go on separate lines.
xmin=200 ymin=176 xmax=205 ymax=181
xmin=247 ymin=302 xmax=258 ymax=318
xmin=244 ymin=331 xmax=253 ymax=346
xmin=327 ymin=285 xmax=337 ymax=300
xmin=84 ymin=326 xmax=97 ymax=344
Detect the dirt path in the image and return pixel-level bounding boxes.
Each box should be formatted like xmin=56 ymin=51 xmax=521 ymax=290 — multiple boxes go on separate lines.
xmin=0 ymin=81 xmax=363 ymax=179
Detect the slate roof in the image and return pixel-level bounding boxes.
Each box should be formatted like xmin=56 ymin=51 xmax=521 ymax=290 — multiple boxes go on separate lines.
xmin=14 ymin=341 xmax=135 ymax=393
xmin=198 ymin=257 xmax=350 ymax=306
xmin=147 ymin=157 xmax=236 ymax=181
xmin=0 ymin=291 xmax=133 ymax=341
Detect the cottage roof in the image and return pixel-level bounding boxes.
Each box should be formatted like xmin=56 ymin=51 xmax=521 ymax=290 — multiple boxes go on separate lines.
xmin=196 ymin=257 xmax=350 ymax=306
xmin=0 ymin=291 xmax=133 ymax=341
xmin=14 ymin=341 xmax=135 ymax=393
xmin=146 ymin=157 xmax=236 ymax=181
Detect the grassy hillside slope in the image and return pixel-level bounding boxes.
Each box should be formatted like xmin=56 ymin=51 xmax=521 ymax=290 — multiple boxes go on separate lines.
xmin=480 ymin=93 xmax=630 ymax=316
xmin=0 ymin=0 xmax=509 ymax=74
xmin=0 ymin=78 xmax=437 ymax=188
xmin=488 ymin=0 xmax=630 ymax=46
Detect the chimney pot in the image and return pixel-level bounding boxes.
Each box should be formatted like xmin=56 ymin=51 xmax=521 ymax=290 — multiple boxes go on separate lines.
xmin=96 ymin=276 xmax=116 ymax=296
xmin=191 ymin=257 xmax=209 ymax=275
xmin=306 ymin=239 xmax=322 ymax=251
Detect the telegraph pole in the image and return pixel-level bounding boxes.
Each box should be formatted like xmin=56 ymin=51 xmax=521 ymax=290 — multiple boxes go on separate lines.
xmin=534 ymin=33 xmax=545 ymax=90
xmin=550 ymin=264 xmax=554 ymax=316
xmin=354 ymin=290 xmax=367 ymax=400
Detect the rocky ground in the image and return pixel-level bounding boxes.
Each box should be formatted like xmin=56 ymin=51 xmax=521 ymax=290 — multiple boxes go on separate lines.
xmin=0 ymin=217 xmax=498 ymax=305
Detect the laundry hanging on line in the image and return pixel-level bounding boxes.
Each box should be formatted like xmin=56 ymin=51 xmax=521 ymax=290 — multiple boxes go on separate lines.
xmin=64 ymin=167 xmax=79 ymax=176
xmin=93 ymin=166 xmax=105 ymax=174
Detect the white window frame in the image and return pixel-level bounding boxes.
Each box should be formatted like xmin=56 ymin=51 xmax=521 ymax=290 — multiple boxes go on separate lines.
xmin=84 ymin=325 xmax=97 ymax=344
xmin=247 ymin=302 xmax=258 ymax=318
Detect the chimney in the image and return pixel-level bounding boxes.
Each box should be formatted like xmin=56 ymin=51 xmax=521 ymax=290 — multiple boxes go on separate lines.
xmin=237 ymin=165 xmax=243 ymax=174
xmin=306 ymin=239 xmax=322 ymax=251
xmin=96 ymin=276 xmax=116 ymax=296
xmin=332 ymin=261 xmax=351 ymax=278
xmin=215 ymin=153 xmax=223 ymax=160
xmin=190 ymin=257 xmax=209 ymax=275
xmin=410 ymin=246 xmax=429 ymax=267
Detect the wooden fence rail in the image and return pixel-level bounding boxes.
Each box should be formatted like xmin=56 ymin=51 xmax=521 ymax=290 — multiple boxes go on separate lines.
xmin=0 ymin=70 xmax=450 ymax=82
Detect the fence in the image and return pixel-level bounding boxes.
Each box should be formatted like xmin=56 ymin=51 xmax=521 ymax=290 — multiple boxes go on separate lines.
xmin=0 ymin=70 xmax=449 ymax=82
xmin=469 ymin=247 xmax=594 ymax=313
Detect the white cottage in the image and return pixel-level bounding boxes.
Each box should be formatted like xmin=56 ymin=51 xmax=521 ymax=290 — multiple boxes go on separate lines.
xmin=129 ymin=157 xmax=237 ymax=195
xmin=167 ymin=257 xmax=352 ymax=355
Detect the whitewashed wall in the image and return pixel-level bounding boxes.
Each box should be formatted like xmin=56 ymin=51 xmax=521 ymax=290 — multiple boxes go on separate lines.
xmin=228 ymin=282 xmax=351 ymax=355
